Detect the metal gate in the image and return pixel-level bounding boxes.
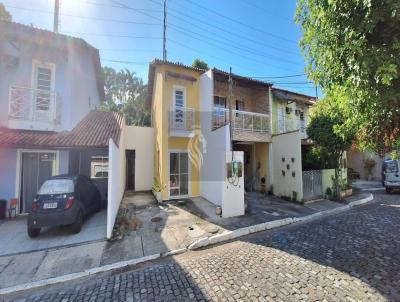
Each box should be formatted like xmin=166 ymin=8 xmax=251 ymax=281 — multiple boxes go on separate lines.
xmin=302 ymin=170 xmax=323 ymax=200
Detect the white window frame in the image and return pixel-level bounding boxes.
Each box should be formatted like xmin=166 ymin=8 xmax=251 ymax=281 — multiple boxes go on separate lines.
xmin=31 ymin=60 xmax=56 ymax=118
xmin=90 ymin=156 xmax=109 ymax=179
xmin=172 ymin=85 xmax=186 ymax=108
xmin=168 ymin=150 xmax=191 ymax=199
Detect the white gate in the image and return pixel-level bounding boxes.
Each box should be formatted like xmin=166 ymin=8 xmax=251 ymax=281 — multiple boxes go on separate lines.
xmin=302 ymin=170 xmax=323 ymax=200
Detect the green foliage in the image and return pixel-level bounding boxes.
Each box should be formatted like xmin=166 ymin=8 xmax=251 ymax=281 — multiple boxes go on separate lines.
xmin=390 ymin=150 xmax=399 ymax=160
xmin=307 ymin=94 xmax=356 ymax=199
xmin=192 ymin=59 xmax=209 ymax=70
xmin=296 ymin=0 xmax=400 ymax=154
xmin=101 ymin=67 xmax=150 ymax=126
xmin=303 ymin=145 xmax=335 ymax=170
xmin=0 ymin=3 xmax=12 ymax=21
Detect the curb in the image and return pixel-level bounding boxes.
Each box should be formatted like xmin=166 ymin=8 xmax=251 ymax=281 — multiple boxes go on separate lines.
xmin=0 ymin=194 xmax=373 ymax=296
xmin=187 ymin=193 xmax=374 ymax=250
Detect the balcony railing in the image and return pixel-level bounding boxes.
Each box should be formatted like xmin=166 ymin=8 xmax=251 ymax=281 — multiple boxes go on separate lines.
xmin=277 ymin=117 xmax=308 ymax=138
xmin=169 ymin=106 xmax=195 ymax=132
xmin=213 ymin=107 xmax=270 ymax=133
xmin=8 ymin=86 xmax=60 ymax=126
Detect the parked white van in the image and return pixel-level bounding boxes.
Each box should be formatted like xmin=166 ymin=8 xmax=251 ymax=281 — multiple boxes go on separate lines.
xmin=382 ymin=159 xmax=400 ymax=193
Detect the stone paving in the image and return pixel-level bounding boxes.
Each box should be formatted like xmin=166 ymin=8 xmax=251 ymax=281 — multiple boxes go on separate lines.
xmin=4 ymin=192 xmax=400 ymax=302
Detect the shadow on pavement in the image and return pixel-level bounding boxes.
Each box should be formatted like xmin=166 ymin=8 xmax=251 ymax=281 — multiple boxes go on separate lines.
xmin=239 ymin=192 xmax=400 ymax=301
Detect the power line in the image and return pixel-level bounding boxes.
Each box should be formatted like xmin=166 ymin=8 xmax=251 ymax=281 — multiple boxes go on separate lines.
xmin=4 ymin=4 xmax=162 ymax=26
xmin=237 ymin=0 xmax=292 ymax=22
xmin=77 ymin=0 xmax=162 ymax=12
xmin=184 ymin=0 xmax=298 ymax=45
xmin=108 ymin=0 xmax=304 ymax=69
xmin=101 ymin=58 xmax=149 ymax=65
xmin=147 ymin=0 xmax=299 ymax=56
xmin=109 ymin=0 xmax=301 ymax=64
xmin=251 ymin=74 xmax=306 ymax=79
xmin=168 ymin=38 xmax=303 ymax=74
xmin=62 ymin=32 xmax=162 ymax=40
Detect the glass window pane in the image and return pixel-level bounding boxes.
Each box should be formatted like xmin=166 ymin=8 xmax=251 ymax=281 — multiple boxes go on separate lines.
xmin=39 ymin=179 xmax=74 ymax=194
xmin=180 ymin=174 xmax=188 ymax=195
xmin=170 ymin=174 xmax=179 ymax=188
xmin=170 ymin=153 xmax=179 ymax=174
xmin=180 ymin=153 xmax=188 ymax=173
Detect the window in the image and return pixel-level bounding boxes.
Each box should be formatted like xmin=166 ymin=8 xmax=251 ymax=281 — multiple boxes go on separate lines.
xmin=174 ymin=88 xmax=185 ymax=107
xmin=236 ymin=100 xmax=245 ymax=111
xmin=299 ymin=111 xmax=304 ymax=121
xmin=39 ymin=179 xmax=74 ymax=195
xmin=213 ymin=96 xmax=226 ymax=108
xmin=33 ymin=63 xmax=54 ymax=112
xmin=90 ymin=157 xmax=109 ymax=178
xmin=213 ymin=96 xmax=227 ymax=128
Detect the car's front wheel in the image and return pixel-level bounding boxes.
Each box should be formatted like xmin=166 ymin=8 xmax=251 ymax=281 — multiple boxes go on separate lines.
xmin=28 ymin=227 xmax=41 ymax=238
xmin=71 ymin=211 xmax=83 ymax=234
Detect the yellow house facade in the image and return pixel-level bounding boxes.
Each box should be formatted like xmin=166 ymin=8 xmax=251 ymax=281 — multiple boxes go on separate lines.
xmin=148 ymin=60 xmax=204 ymax=200
xmin=148 ymin=59 xmax=319 ymax=204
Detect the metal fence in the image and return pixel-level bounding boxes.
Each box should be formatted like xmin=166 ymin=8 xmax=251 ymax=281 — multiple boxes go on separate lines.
xmin=302 ymin=170 xmax=323 ymax=200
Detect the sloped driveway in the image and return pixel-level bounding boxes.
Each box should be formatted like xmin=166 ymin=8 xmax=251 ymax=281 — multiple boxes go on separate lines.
xmin=0 ymin=209 xmax=106 ymax=257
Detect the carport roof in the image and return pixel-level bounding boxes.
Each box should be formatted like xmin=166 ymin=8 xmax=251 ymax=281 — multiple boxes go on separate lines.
xmin=0 ymin=110 xmax=124 ymax=149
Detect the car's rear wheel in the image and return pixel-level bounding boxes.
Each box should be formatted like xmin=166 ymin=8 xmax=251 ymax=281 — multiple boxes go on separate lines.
xmin=71 ymin=211 xmax=83 ymax=234
xmin=28 ymin=227 xmax=41 ymax=238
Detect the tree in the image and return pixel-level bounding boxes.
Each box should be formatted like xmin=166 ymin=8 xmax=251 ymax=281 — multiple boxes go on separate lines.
xmin=101 ymin=67 xmax=150 ymax=126
xmin=296 ymin=0 xmax=400 ymax=154
xmin=307 ymin=92 xmax=356 ymax=199
xmin=0 ymin=3 xmax=12 ymax=21
xmin=192 ymin=59 xmax=209 ymax=70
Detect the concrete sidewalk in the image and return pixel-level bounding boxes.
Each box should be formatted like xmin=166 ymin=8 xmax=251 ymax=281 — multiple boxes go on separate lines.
xmin=0 ymin=192 xmax=371 ymax=292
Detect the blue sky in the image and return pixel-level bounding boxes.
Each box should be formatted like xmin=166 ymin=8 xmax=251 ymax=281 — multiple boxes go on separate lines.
xmin=3 ymin=0 xmax=317 ymax=96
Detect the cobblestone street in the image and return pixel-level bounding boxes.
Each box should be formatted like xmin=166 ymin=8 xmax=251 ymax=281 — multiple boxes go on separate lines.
xmin=5 ymin=192 xmax=400 ymax=302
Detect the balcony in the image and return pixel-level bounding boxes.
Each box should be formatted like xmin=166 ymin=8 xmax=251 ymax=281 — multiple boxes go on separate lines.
xmin=213 ymin=107 xmax=270 ymax=132
xmin=169 ymin=106 xmax=195 ymax=137
xmin=8 ymin=86 xmax=61 ymax=131
xmin=277 ymin=117 xmax=308 ymax=139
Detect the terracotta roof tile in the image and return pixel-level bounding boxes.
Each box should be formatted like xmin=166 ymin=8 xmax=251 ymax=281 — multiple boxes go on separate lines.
xmin=0 ymin=111 xmax=124 ymax=148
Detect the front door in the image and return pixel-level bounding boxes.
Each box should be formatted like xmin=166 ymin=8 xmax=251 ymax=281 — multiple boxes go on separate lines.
xmin=169 ymin=152 xmax=189 ymax=198
xmin=126 ymin=150 xmax=135 ymax=191
xmin=20 ymin=152 xmax=57 ymax=213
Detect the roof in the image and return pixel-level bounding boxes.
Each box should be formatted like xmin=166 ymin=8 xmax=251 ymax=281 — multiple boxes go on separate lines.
xmin=212 ymin=68 xmax=272 ymax=88
xmin=147 ymin=59 xmax=206 ymax=107
xmin=272 ymin=88 xmax=316 ymax=105
xmin=0 ymin=111 xmax=124 ymax=149
xmin=0 ymin=21 xmax=105 ymax=102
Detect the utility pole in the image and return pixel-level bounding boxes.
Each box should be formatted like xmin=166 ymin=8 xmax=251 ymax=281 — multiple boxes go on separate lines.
xmin=228 ymin=67 xmax=233 ymax=159
xmin=315 ymin=85 xmax=318 ymax=99
xmin=53 ymin=0 xmax=60 ymax=33
xmin=163 ymin=0 xmax=167 ymax=61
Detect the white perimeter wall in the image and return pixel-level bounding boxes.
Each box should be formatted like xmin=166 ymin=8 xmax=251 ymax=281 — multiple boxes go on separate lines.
xmin=107 ymin=126 xmax=126 ymax=239
xmin=200 ymin=70 xmax=231 ymax=206
xmin=272 ymin=131 xmax=303 ymax=201
xmin=124 ymin=126 xmax=154 ymax=191
xmin=222 ymin=151 xmax=245 ymax=218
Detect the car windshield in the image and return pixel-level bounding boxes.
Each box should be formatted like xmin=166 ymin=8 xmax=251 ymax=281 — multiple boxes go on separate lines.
xmin=384 ymin=160 xmax=399 ymax=173
xmin=38 ymin=179 xmax=74 ymax=194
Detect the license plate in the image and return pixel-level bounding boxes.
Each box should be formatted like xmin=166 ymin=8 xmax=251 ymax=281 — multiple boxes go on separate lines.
xmin=43 ymin=202 xmax=58 ymax=209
